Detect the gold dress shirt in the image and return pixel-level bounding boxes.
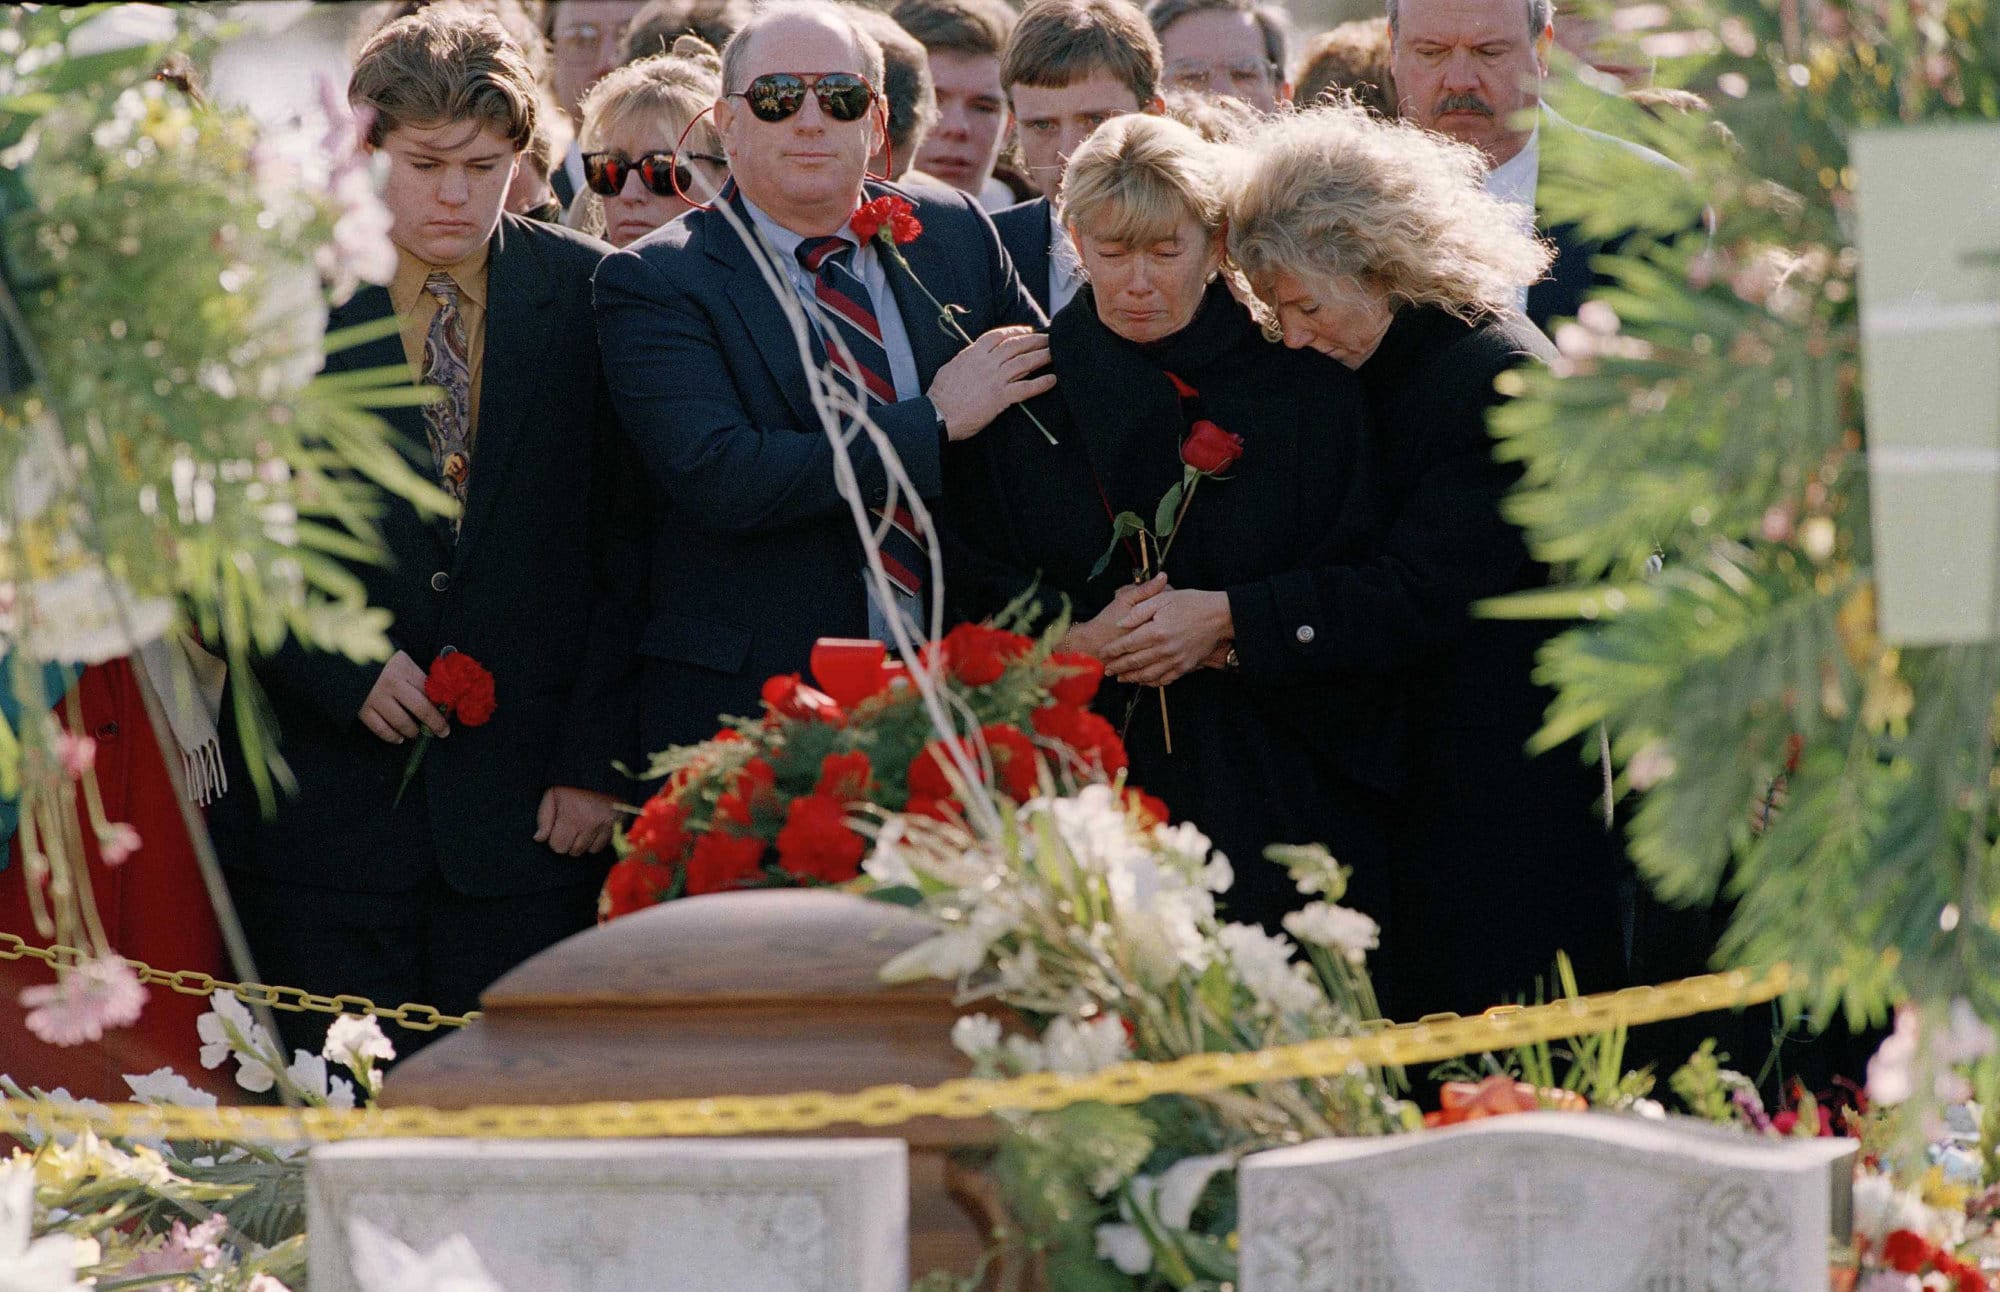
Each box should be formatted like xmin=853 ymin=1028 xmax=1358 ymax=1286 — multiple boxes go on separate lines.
xmin=390 ymin=243 xmax=490 ymax=444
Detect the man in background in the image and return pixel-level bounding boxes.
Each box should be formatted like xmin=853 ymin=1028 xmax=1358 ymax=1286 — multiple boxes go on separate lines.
xmin=845 ymin=6 xmax=941 ymax=184
xmin=548 ymin=0 xmax=650 ymax=204
xmin=1146 ymin=0 xmax=1290 ymax=114
xmin=992 ymin=0 xmax=1163 ymax=315
xmin=893 ymin=0 xmax=1021 ymax=210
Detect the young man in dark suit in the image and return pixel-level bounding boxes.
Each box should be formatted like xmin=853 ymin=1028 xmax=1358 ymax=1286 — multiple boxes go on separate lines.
xmin=214 ymin=6 xmax=641 ymax=1056
xmin=593 ymin=0 xmax=1049 ymax=756
xmin=991 ymin=0 xmax=1163 ymax=316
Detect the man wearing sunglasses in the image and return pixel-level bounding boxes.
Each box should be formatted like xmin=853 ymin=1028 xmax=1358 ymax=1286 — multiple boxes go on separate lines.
xmin=594 ymin=0 xmax=1051 ymax=755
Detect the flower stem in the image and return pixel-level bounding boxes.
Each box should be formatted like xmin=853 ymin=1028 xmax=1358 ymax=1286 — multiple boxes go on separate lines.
xmin=393 ymin=729 xmax=433 ymax=810
xmin=889 ymin=244 xmax=1059 ymax=446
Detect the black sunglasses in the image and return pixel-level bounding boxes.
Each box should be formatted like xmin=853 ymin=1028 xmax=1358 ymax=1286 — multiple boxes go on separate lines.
xmin=581 ymin=150 xmax=727 ymax=197
xmin=728 ymin=72 xmax=876 ymax=124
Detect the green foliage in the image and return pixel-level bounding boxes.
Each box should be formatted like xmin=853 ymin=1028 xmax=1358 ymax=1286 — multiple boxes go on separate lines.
xmin=1488 ymin=0 xmax=2000 ymax=1050
xmin=995 ymin=1101 xmax=1156 ymax=1258
xmin=0 ymin=5 xmax=452 ymax=806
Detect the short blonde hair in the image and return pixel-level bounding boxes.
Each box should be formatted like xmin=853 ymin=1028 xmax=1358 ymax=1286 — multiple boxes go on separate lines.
xmin=1226 ymin=104 xmax=1551 ymax=319
xmin=576 ymin=37 xmax=724 ymax=154
xmin=1061 ymin=113 xmax=1225 ymax=248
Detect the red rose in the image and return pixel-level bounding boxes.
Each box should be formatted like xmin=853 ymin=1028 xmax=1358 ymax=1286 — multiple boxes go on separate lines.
xmin=774 ymin=794 xmax=867 ymax=883
xmin=715 ymin=757 xmax=777 ymax=827
xmin=761 ymin=673 xmax=842 ymax=723
xmin=424 ymin=651 xmax=496 ymax=726
xmin=626 ymin=794 xmax=690 ymax=863
xmin=684 ymin=831 xmax=767 ymax=895
xmin=851 ymin=195 xmax=922 ymax=246
xmin=1881 ymin=1229 xmax=1936 ymax=1274
xmin=1031 ymin=703 xmax=1128 ymax=777
xmin=933 ymin=622 xmax=1033 ymax=687
xmin=602 ymin=855 xmax=677 ymax=920
xmin=1180 ymin=419 xmax=1244 ymax=476
xmin=816 ymin=750 xmax=874 ymax=800
xmin=1047 ymin=652 xmax=1105 ymax=707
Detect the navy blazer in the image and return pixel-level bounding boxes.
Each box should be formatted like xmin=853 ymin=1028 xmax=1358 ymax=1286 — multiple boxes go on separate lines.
xmin=992 ymin=197 xmax=1054 ymax=316
xmin=213 ymin=214 xmax=644 ymax=897
xmin=593 ymin=181 xmax=1043 ymax=753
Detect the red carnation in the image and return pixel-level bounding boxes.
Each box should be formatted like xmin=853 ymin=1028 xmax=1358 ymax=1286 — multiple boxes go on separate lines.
xmin=934 ymin=622 xmax=1033 ymax=687
xmin=626 ymin=794 xmax=691 ymax=864
xmin=851 ymin=195 xmax=923 ymax=246
xmin=1124 ymin=787 xmax=1170 ymax=826
xmin=775 ymin=793 xmax=867 ymax=883
xmin=715 ymin=757 xmax=777 ymax=827
xmin=1881 ymin=1229 xmax=1936 ymax=1275
xmin=684 ymin=831 xmax=767 ymax=895
xmin=424 ymin=650 xmax=497 ymax=725
xmin=602 ymin=855 xmax=677 ymax=920
xmin=1181 ymin=419 xmax=1244 ymax=476
xmin=816 ymin=750 xmax=874 ymax=800
xmin=984 ymin=723 xmax=1041 ymax=801
xmin=1046 ymin=652 xmax=1105 ymax=707
xmin=1032 ymin=703 xmax=1128 ymax=777
xmin=762 ymin=673 xmax=842 ymax=723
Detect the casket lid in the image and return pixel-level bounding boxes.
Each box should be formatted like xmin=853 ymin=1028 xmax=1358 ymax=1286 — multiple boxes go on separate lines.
xmin=478 ymin=888 xmax=948 ymax=1010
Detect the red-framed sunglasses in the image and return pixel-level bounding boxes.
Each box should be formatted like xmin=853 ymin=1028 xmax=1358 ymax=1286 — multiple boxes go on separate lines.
xmin=727 ymin=71 xmax=877 ymax=123
xmin=581 ymin=149 xmax=727 ymax=197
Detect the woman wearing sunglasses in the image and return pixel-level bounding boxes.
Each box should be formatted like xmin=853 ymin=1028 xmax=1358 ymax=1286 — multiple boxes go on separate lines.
xmin=568 ymin=36 xmax=731 ymax=248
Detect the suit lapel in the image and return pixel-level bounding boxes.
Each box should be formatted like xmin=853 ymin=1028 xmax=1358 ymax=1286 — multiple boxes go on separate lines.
xmin=702 ymin=199 xmax=826 ymax=430
xmin=325 ymin=285 xmax=430 ymax=467
xmin=455 ymin=216 xmax=554 ymax=567
xmin=873 ymin=185 xmax=960 ymax=386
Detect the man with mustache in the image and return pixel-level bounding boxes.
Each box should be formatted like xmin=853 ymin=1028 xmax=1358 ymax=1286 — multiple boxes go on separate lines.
xmin=1387 ymin=0 xmax=1683 ymax=330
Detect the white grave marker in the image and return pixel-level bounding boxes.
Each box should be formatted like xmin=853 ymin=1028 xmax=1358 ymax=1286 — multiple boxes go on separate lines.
xmin=1237 ymin=1112 xmax=1854 ymax=1292
xmin=308 ymin=1138 xmax=908 ymax=1292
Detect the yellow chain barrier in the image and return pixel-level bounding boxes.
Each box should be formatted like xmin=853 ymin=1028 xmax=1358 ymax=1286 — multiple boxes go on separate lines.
xmin=0 ymin=963 xmax=1798 ymax=1145
xmin=0 ymin=933 xmax=477 ymax=1031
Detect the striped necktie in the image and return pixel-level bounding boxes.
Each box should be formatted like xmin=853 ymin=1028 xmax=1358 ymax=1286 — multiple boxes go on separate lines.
xmin=420 ymin=271 xmax=473 ymax=534
xmin=796 ymin=235 xmax=927 ymax=601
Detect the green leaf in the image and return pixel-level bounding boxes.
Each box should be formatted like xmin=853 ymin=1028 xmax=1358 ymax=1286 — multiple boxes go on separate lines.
xmin=1090 ymin=512 xmax=1149 ymax=581
xmin=1153 ymin=481 xmax=1184 ymax=541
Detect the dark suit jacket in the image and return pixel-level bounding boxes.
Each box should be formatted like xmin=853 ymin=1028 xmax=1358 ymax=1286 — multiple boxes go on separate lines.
xmin=1528 ymin=112 xmax=1692 ymax=331
xmin=213 ymin=214 xmax=643 ymax=897
xmin=992 ymin=197 xmax=1054 ymax=316
xmin=592 ymin=181 xmax=1042 ymax=753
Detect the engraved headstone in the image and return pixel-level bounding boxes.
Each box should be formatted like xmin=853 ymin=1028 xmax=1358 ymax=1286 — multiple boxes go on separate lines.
xmin=1237 ymin=1111 xmax=1855 ymax=1292
xmin=307 ymin=1138 xmax=908 ymax=1292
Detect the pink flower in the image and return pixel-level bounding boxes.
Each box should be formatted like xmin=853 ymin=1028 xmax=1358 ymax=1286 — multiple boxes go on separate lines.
xmin=114 ymin=1214 xmax=228 ymax=1278
xmin=19 ymin=954 xmax=147 ymax=1046
xmin=100 ymin=822 xmax=141 ymax=866
xmin=56 ymin=733 xmax=96 ymax=777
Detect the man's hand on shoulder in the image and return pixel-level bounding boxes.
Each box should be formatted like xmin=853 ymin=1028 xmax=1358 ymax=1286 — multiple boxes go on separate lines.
xmin=536 ymin=785 xmax=620 ymax=857
xmin=926 ymin=325 xmax=1056 ymax=441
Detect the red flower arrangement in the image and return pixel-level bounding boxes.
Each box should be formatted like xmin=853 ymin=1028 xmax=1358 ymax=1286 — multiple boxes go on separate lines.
xmin=1421 ymin=1075 xmax=1587 ymax=1128
xmin=600 ymin=623 xmax=1152 ymax=920
xmin=1870 ymin=1229 xmax=1988 ymax=1291
xmin=393 ymin=648 xmax=496 ymax=808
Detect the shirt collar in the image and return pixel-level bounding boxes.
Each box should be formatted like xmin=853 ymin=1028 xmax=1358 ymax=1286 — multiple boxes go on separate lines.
xmin=740 ymin=193 xmax=861 ymax=263
xmin=1483 ymin=121 xmax=1540 ymax=211
xmin=390 ymin=238 xmax=491 ymax=313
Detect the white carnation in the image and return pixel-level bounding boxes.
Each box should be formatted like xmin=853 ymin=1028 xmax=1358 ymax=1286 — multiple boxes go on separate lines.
xmin=324 ymin=1014 xmax=396 ymax=1074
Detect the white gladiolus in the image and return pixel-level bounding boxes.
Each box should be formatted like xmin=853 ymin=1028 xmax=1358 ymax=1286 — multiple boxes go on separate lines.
xmin=195 ymin=991 xmax=279 ymax=1094
xmin=324 ymin=1014 xmax=397 ymax=1074
xmin=284 ymin=1051 xmax=357 ymax=1110
xmin=1282 ymin=902 xmax=1380 ymax=960
xmin=1218 ymin=924 xmax=1320 ymax=1018
xmin=0 ymin=1159 xmax=89 ymax=1291
xmin=950 ymin=1014 xmax=1002 ymax=1060
xmin=1039 ymin=1015 xmax=1130 ymax=1076
xmin=122 ymin=1068 xmax=217 ymax=1110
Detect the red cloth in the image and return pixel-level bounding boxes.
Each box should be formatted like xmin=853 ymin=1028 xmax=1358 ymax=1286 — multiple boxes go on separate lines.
xmin=0 ymin=660 xmax=235 ymax=1100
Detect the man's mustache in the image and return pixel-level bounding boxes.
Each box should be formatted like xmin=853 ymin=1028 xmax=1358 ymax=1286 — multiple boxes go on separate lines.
xmin=1435 ymin=93 xmax=1494 ymax=116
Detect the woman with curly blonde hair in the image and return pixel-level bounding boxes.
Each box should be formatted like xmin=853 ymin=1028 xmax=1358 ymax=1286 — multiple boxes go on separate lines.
xmin=951 ymin=113 xmax=1392 ymax=935
xmin=1223 ymin=105 xmax=1624 ymax=1023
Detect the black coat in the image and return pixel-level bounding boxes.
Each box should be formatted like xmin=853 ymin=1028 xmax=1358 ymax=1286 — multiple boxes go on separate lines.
xmin=212 ymin=214 xmax=644 ymax=898
xmin=991 ymin=197 xmax=1054 ymax=316
xmin=1343 ymin=305 xmax=1624 ymax=1017
xmin=592 ymin=181 xmax=1044 ymax=754
xmin=948 ymin=280 xmax=1393 ymax=931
